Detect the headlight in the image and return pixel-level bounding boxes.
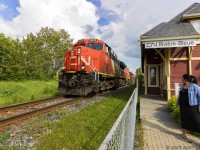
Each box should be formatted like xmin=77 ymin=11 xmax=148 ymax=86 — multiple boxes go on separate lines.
xmin=81 ymin=66 xmax=85 ymax=70
xmin=77 ymin=48 xmax=81 ymax=54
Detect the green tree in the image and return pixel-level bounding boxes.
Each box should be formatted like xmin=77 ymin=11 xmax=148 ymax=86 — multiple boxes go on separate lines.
xmin=0 ymin=27 xmax=73 ymax=80
xmin=36 ymin=27 xmax=73 ymax=78
xmin=0 ymin=33 xmax=17 ymax=80
xmin=21 ymin=27 xmax=73 ymax=79
xmin=135 ymin=66 xmax=144 ymax=95
xmin=21 ymin=33 xmax=44 ymax=79
xmin=12 ymin=38 xmax=26 ymax=80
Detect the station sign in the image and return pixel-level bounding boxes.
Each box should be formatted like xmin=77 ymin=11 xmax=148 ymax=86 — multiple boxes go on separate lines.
xmin=145 ymin=39 xmax=196 ymax=49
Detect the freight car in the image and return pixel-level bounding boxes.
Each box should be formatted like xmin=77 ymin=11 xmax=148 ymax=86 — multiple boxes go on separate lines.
xmin=58 ymin=39 xmax=133 ymax=96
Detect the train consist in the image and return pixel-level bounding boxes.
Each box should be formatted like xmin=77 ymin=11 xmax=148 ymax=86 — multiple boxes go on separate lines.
xmin=58 ymin=39 xmax=134 ymax=96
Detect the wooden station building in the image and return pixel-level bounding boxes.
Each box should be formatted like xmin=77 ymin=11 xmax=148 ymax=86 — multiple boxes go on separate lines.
xmin=140 ymin=3 xmax=200 ymax=100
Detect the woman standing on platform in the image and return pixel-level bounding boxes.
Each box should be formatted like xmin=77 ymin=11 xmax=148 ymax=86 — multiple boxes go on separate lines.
xmin=176 ymin=74 xmax=200 ymax=138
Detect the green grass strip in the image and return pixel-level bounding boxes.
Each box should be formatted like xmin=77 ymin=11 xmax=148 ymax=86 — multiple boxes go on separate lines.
xmin=0 ymin=80 xmax=60 ymax=107
xmin=38 ymin=86 xmax=134 ymax=150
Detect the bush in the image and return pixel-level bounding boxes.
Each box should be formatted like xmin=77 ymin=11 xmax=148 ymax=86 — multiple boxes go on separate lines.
xmin=167 ymin=96 xmax=177 ymax=110
xmin=167 ymin=96 xmax=181 ymax=123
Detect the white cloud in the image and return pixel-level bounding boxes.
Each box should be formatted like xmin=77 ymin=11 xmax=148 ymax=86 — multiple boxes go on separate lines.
xmin=0 ymin=3 xmax=7 ymax=10
xmin=0 ymin=0 xmax=198 ymax=73
xmin=0 ymin=0 xmax=99 ymax=41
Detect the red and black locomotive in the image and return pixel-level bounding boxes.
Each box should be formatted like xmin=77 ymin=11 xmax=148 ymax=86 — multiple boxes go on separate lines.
xmin=58 ymin=39 xmax=133 ymax=96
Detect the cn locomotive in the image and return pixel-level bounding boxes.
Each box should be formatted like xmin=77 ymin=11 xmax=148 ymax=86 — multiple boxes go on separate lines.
xmin=58 ymin=39 xmax=133 ymax=96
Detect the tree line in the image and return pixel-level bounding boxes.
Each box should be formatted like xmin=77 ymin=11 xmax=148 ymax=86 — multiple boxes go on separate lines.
xmin=0 ymin=27 xmax=73 ymax=81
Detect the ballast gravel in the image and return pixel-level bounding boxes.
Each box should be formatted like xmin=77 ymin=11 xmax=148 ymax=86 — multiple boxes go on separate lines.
xmin=0 ymin=95 xmax=107 ymax=150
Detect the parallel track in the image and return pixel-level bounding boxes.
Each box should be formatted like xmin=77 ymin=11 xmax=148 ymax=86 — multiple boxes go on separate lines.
xmin=0 ymin=96 xmax=65 ymax=114
xmin=0 ymin=97 xmax=84 ymax=131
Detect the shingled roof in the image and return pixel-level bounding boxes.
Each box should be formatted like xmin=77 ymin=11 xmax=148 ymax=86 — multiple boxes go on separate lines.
xmin=184 ymin=3 xmax=200 ymax=15
xmin=141 ymin=3 xmax=200 ymax=40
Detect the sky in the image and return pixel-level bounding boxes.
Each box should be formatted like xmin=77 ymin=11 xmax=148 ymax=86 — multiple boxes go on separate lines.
xmin=0 ymin=0 xmax=199 ymax=73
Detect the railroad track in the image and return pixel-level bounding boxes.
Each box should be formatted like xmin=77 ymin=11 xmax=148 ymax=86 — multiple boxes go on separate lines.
xmin=0 ymin=96 xmax=84 ymax=131
xmin=0 ymin=85 xmax=132 ymax=131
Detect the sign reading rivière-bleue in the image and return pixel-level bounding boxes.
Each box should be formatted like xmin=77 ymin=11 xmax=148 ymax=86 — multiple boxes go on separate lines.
xmin=145 ymin=39 xmax=196 ymax=49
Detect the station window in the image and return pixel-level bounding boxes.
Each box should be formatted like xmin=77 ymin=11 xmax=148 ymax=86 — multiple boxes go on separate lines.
xmin=148 ymin=65 xmax=159 ymax=87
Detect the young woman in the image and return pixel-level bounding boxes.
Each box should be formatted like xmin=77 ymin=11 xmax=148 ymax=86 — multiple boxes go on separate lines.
xmin=176 ymin=74 xmax=200 ymax=138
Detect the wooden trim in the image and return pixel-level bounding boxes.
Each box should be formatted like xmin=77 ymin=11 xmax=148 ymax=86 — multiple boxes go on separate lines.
xmin=170 ymin=58 xmax=188 ymax=61
xmin=182 ymin=13 xmax=200 ymax=20
xmin=191 ymin=57 xmax=200 ymax=60
xmin=153 ymin=48 xmax=165 ymax=61
xmin=144 ymin=55 xmax=147 ymax=95
xmin=188 ymin=47 xmax=192 ymax=75
xmin=165 ymin=48 xmax=171 ymax=99
xmin=160 ymin=62 xmax=164 ymax=97
xmin=170 ymin=57 xmax=200 ymax=60
xmin=162 ymin=62 xmax=167 ymax=89
xmin=188 ymin=47 xmax=193 ymax=60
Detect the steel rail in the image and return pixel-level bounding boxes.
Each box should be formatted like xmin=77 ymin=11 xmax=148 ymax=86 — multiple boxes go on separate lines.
xmin=0 ymin=96 xmax=65 ymax=114
xmin=0 ymin=98 xmax=83 ymax=130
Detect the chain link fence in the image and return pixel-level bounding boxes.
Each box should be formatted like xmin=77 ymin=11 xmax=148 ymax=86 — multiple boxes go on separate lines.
xmin=99 ymin=79 xmax=138 ymax=150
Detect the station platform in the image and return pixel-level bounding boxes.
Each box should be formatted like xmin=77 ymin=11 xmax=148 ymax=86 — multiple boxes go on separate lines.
xmin=140 ymin=95 xmax=200 ymax=150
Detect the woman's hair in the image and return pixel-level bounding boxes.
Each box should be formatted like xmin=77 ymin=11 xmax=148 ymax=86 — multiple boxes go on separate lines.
xmin=190 ymin=75 xmax=198 ymax=84
xmin=182 ymin=74 xmax=192 ymax=82
xmin=182 ymin=74 xmax=198 ymax=84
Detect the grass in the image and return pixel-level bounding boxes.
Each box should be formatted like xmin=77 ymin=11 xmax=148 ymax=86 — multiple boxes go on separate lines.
xmin=37 ymin=85 xmax=134 ymax=150
xmin=134 ymin=97 xmax=144 ymax=148
xmin=135 ymin=119 xmax=144 ymax=148
xmin=0 ymin=80 xmax=60 ymax=107
xmin=0 ymin=131 xmax=11 ymax=144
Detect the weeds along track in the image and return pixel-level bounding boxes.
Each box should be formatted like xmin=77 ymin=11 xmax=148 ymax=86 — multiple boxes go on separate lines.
xmin=0 ymin=96 xmax=84 ymax=131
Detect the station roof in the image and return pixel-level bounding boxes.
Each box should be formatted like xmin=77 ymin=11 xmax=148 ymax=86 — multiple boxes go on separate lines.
xmin=141 ymin=3 xmax=200 ymax=41
xmin=184 ymin=3 xmax=200 ymax=15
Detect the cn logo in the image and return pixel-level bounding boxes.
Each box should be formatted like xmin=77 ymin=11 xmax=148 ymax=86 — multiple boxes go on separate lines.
xmin=146 ymin=42 xmax=157 ymax=48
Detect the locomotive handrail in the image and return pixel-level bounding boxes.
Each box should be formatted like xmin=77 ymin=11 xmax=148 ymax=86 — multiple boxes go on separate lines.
xmin=81 ymin=56 xmax=99 ymax=83
xmin=91 ymin=63 xmax=99 ymax=84
xmin=56 ymin=66 xmax=64 ymax=80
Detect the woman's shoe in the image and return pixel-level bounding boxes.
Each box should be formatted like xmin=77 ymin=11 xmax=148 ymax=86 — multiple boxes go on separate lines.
xmin=181 ymin=134 xmax=187 ymax=139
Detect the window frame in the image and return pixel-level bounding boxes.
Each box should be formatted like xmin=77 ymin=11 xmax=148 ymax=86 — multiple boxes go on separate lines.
xmin=148 ymin=65 xmax=159 ymax=87
xmin=85 ymin=43 xmax=103 ymax=50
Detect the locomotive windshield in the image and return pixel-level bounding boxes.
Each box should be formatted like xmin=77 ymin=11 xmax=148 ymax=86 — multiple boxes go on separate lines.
xmin=86 ymin=43 xmax=103 ymax=50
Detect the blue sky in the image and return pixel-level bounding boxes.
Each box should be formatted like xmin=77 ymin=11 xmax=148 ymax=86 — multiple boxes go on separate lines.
xmin=87 ymin=0 xmax=120 ymax=26
xmin=0 ymin=0 xmax=199 ymax=73
xmin=0 ymin=0 xmax=19 ymax=20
